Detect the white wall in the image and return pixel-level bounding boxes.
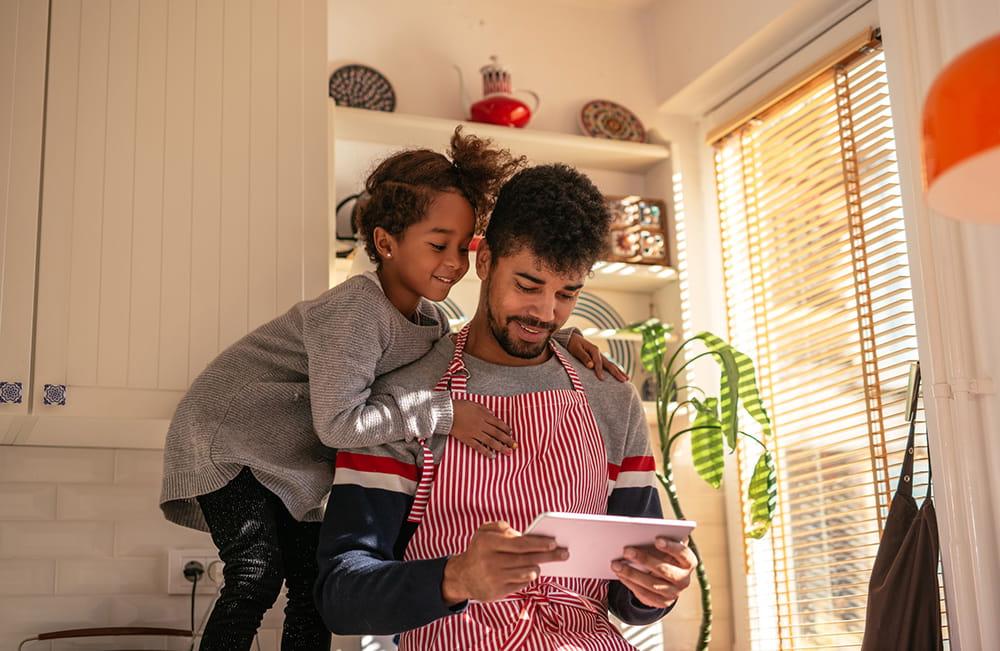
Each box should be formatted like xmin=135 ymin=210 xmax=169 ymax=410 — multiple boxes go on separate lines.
xmin=0 ymin=445 xmax=361 ymax=651
xmin=650 ymin=0 xmax=875 ymax=116
xmin=644 ymin=0 xmax=798 ymax=104
xmin=876 ymin=1 xmax=1000 ymax=648
xmin=328 ymin=0 xmax=659 ymax=135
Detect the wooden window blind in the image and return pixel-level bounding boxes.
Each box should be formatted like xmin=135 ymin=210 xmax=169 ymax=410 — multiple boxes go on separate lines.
xmin=712 ymin=40 xmax=948 ymax=649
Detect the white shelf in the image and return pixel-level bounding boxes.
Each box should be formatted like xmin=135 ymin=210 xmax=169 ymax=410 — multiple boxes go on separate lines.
xmin=585 ymin=261 xmax=678 ymax=292
xmin=333 ymin=252 xmax=677 ymax=294
xmin=643 ymin=401 xmax=683 ymax=422
xmin=332 ymin=105 xmax=670 ymax=173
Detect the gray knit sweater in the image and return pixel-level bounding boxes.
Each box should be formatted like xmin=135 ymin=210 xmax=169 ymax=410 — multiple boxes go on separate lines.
xmin=160 ymin=273 xmax=455 ymax=531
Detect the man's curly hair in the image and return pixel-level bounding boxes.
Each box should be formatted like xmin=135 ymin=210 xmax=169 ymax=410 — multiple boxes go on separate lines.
xmin=484 ymin=164 xmax=610 ymax=276
xmin=355 ymin=127 xmax=525 ymax=264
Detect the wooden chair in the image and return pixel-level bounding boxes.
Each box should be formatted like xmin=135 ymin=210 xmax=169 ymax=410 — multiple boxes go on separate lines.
xmin=18 ymin=626 xmax=193 ymax=651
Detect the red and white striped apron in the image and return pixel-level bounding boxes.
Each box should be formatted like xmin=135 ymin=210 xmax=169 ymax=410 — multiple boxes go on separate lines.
xmin=400 ymin=325 xmax=636 ymax=651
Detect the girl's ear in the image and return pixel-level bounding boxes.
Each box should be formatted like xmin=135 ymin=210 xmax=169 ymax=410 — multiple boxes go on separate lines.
xmin=475 ymin=240 xmax=492 ymax=280
xmin=373 ymin=226 xmax=397 ymax=261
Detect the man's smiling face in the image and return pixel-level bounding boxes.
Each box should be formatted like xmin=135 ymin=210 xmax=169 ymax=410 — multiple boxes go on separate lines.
xmin=477 ymin=243 xmax=586 ymax=361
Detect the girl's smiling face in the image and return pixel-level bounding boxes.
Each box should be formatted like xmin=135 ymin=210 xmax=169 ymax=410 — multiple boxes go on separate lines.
xmin=375 ymin=190 xmax=476 ymax=304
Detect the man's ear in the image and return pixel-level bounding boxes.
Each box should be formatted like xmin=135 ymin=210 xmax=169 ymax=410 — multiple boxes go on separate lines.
xmin=475 ymin=240 xmax=492 ymax=280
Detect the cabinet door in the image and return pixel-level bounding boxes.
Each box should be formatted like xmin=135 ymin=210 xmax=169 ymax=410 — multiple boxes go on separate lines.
xmin=0 ymin=0 xmax=49 ymax=427
xmin=32 ymin=0 xmax=328 ymax=432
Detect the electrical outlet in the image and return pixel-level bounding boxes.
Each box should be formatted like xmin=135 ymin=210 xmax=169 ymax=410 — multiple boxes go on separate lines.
xmin=168 ymin=548 xmax=224 ymax=594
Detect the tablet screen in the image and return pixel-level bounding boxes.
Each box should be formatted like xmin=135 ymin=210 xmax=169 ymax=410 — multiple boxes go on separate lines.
xmin=524 ymin=512 xmax=696 ymax=580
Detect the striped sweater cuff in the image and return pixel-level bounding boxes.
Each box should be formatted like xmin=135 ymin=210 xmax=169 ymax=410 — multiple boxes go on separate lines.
xmin=334 ymin=451 xmax=419 ymax=495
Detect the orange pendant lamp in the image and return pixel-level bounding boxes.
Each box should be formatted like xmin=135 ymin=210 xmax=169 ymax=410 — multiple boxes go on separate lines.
xmin=922 ymin=33 xmax=1000 ymax=223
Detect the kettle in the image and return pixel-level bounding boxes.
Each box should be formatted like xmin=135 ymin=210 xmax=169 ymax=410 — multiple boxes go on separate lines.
xmin=456 ymin=56 xmax=539 ymax=128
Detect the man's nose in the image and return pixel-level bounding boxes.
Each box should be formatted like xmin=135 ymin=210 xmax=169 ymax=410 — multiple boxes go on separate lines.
xmin=527 ymin=293 xmax=557 ymax=324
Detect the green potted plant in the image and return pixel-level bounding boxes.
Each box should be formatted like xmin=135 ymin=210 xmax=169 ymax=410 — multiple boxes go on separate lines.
xmin=622 ymin=319 xmax=777 ymax=651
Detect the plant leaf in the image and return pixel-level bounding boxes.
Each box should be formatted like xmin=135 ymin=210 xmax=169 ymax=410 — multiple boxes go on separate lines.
xmin=692 ymin=334 xmax=740 ymax=449
xmin=747 ymin=450 xmax=776 ymax=539
xmin=622 ymin=319 xmax=672 ymax=373
xmin=696 ymin=332 xmax=772 ymax=441
xmin=691 ymin=398 xmax=724 ymax=489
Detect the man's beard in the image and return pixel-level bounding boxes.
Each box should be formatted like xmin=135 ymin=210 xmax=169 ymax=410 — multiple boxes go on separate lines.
xmin=484 ymin=280 xmax=556 ymax=360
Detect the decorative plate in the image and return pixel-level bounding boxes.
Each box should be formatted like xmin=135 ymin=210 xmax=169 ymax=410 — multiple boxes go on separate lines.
xmin=567 ymin=292 xmax=637 ymax=379
xmin=329 ymin=64 xmax=396 ymax=112
xmin=579 ymin=99 xmax=646 ymax=143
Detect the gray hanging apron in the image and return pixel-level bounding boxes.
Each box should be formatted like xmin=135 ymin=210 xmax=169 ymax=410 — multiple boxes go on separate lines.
xmin=862 ymin=365 xmax=944 ymax=650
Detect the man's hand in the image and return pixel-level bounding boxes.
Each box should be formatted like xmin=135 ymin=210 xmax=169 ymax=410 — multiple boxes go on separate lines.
xmin=450 ymin=399 xmax=516 ymax=458
xmin=611 ymin=537 xmax=696 ymax=609
xmin=441 ymin=521 xmax=569 ymax=605
xmin=567 ymin=332 xmax=629 ymax=382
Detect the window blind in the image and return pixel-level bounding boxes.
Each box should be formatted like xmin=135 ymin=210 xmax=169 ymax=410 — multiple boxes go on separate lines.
xmin=712 ymin=42 xmax=948 ymax=650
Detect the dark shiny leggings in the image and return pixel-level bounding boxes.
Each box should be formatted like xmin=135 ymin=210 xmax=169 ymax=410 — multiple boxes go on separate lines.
xmin=196 ymin=468 xmax=330 ymax=651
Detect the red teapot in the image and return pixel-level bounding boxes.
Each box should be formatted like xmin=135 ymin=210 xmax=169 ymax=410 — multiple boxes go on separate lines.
xmin=456 ymin=56 xmax=540 ymax=128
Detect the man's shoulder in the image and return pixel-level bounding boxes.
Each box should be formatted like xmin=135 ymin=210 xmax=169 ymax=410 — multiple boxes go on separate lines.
xmin=553 ymin=341 xmax=643 ymax=406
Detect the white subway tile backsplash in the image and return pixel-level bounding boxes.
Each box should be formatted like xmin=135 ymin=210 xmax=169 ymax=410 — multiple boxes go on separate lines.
xmin=0 ymin=484 xmax=58 ymax=520
xmin=254 ymin=628 xmax=279 ymax=651
xmin=0 ymin=448 xmax=115 ymax=483
xmin=1 ymin=635 xmax=50 ymax=651
xmin=50 ymin=636 xmax=181 ymax=650
xmin=56 ymin=484 xmax=160 ymax=521
xmin=108 ymin=594 xmax=209 ymax=627
xmin=114 ymin=450 xmax=165 ymax=484
xmin=0 ymin=595 xmax=112 ymax=633
xmin=56 ymin=558 xmax=162 ymax=594
xmin=0 ymin=559 xmax=55 ymax=595
xmin=0 ymin=522 xmax=114 ymax=559
xmin=260 ymin=589 xmax=289 ymax=628
xmin=114 ymin=519 xmax=212 ymax=558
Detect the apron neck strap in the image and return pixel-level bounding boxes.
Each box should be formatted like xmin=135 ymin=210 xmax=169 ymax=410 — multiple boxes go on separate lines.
xmin=435 ymin=324 xmax=586 ymax=393
xmin=896 ymin=366 xmax=926 ymax=499
xmin=896 ymin=417 xmax=918 ymax=498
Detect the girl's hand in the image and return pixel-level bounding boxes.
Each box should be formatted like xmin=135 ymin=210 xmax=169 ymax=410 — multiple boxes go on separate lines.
xmin=450 ymin=399 xmax=515 ymax=458
xmin=567 ymin=332 xmax=629 ymax=382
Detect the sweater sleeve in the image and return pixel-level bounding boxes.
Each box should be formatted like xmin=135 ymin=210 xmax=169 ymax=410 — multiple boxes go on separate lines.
xmin=314 ymin=444 xmax=466 ymax=635
xmin=302 ymin=290 xmax=453 ymax=448
xmin=606 ymin=391 xmax=675 ymax=625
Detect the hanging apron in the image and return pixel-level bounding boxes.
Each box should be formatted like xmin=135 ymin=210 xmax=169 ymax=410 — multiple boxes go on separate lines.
xmin=399 ymin=325 xmax=636 ymax=651
xmin=862 ymin=367 xmax=944 ymax=650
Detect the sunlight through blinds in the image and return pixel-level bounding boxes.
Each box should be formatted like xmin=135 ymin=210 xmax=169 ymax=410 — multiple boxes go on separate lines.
xmin=712 ymin=42 xmax=948 ymax=650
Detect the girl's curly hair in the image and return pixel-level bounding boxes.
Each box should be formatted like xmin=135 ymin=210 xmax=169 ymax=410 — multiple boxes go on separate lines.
xmin=355 ymin=126 xmax=526 ymax=264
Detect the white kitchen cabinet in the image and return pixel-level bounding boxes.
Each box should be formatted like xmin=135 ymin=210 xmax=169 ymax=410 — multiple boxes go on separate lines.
xmin=0 ymin=0 xmax=49 ymax=425
xmin=3 ymin=0 xmax=328 ymax=447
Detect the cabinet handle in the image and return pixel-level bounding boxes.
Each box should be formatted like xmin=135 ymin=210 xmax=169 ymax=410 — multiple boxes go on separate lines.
xmin=43 ymin=384 xmax=67 ymax=406
xmin=0 ymin=381 xmax=23 ymax=404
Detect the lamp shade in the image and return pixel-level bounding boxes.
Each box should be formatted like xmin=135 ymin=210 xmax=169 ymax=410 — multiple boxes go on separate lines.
xmin=922 ymin=32 xmax=1000 ymax=223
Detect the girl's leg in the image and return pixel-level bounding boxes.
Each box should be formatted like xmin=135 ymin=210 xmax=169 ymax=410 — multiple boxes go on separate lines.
xmin=274 ymin=506 xmax=331 ymax=651
xmin=197 ymin=468 xmax=286 ymax=651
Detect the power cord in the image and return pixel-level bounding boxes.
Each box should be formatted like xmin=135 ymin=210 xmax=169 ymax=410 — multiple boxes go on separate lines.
xmin=189 ymin=574 xmax=198 ymax=647
xmin=183 ymin=561 xmax=206 ymax=651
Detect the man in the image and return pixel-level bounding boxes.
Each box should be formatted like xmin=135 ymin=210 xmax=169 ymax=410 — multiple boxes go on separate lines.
xmin=315 ymin=164 xmax=696 ymax=649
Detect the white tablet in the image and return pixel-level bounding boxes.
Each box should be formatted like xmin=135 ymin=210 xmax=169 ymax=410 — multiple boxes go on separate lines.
xmin=524 ymin=512 xmax=696 ymax=580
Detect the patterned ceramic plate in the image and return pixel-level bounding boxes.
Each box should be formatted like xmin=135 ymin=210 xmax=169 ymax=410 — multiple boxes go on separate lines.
xmin=567 ymin=292 xmax=636 ymax=379
xmin=579 ymin=99 xmax=645 ymax=142
xmin=329 ymin=64 xmax=396 ymax=112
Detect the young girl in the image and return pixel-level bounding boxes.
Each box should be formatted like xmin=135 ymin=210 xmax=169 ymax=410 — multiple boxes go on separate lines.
xmin=159 ymin=128 xmax=621 ymax=650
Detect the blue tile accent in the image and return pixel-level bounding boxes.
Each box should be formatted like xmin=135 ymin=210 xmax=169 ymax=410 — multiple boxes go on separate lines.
xmin=43 ymin=384 xmax=67 ymax=406
xmin=0 ymin=382 xmax=23 ymax=404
